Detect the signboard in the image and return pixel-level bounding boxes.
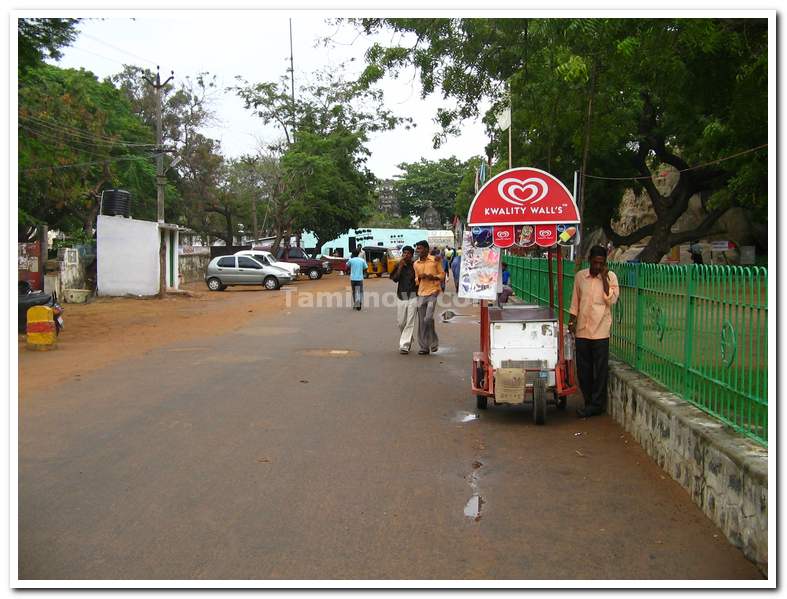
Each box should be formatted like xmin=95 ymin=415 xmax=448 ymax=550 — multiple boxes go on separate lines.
xmin=458 ymin=231 xmax=500 ymax=301
xmin=467 ymin=167 xmax=580 ymax=227
xmin=710 ymin=240 xmax=734 ymax=252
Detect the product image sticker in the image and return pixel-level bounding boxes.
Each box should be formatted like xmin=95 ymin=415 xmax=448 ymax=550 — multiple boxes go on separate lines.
xmin=515 ymin=224 xmax=535 ymax=247
xmin=557 ymin=223 xmax=578 ymax=246
xmin=471 ymin=226 xmax=493 ymax=248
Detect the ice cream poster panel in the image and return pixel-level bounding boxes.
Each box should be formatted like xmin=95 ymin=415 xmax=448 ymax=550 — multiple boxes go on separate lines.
xmin=458 ymin=230 xmax=501 ymax=301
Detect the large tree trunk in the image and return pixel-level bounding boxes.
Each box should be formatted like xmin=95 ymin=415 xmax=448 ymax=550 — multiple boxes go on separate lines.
xmin=601 ymin=92 xmax=729 ymax=263
xmin=225 ymin=212 xmax=234 ymax=246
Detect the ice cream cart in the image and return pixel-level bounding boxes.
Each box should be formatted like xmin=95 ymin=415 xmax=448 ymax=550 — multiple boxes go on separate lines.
xmin=458 ymin=167 xmax=581 ymax=424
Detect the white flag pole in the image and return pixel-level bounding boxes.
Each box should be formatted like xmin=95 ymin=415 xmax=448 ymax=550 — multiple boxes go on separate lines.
xmin=508 ymin=82 xmax=513 ymax=169
xmin=571 ymin=169 xmax=579 ymax=262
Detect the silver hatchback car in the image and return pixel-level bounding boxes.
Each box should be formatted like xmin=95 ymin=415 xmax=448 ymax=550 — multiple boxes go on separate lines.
xmin=205 ymin=255 xmax=293 ymax=291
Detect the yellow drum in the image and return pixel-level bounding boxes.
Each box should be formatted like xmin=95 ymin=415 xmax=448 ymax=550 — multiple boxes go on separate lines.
xmin=26 ymin=305 xmax=57 ymax=351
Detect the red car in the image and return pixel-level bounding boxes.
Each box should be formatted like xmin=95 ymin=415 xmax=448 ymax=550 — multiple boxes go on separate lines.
xmin=255 ymin=245 xmax=331 ymax=280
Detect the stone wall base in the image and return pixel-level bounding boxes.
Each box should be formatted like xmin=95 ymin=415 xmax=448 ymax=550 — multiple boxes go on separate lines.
xmin=607 ymin=359 xmax=768 ymax=574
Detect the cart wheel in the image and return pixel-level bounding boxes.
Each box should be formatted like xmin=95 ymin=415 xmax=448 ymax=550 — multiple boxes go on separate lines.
xmin=476 ymin=395 xmax=488 ymax=410
xmin=555 ymin=390 xmax=567 ymax=411
xmin=533 ymin=378 xmax=547 ymax=425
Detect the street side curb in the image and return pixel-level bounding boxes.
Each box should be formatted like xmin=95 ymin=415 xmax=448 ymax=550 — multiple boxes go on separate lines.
xmin=607 ymin=358 xmax=768 ymax=574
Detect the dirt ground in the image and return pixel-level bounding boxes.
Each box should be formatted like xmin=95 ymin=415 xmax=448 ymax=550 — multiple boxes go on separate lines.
xmin=18 ymin=275 xmax=351 ymax=398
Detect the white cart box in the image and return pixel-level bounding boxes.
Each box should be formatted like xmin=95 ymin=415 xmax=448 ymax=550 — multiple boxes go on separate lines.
xmin=488 ymin=305 xmax=558 ymax=387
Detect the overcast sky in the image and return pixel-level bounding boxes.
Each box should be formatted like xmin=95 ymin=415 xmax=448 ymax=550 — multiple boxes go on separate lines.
xmin=51 ymin=14 xmax=492 ymax=180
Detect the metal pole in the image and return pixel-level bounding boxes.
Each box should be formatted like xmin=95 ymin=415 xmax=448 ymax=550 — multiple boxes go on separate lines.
xmin=571 ymin=170 xmax=578 ymax=262
xmin=144 ymin=67 xmax=174 ymax=297
xmin=289 ymin=18 xmax=296 ymax=143
xmin=508 ymin=82 xmax=513 ymax=169
xmin=508 ymin=122 xmax=512 ymax=170
xmin=155 ymin=71 xmax=164 ymax=223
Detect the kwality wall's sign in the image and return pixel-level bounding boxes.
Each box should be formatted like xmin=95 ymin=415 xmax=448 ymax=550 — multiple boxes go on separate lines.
xmin=467 ymin=167 xmax=580 ymax=226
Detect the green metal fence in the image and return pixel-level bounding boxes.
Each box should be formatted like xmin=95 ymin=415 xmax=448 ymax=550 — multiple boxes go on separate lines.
xmin=506 ymin=256 xmax=769 ymax=446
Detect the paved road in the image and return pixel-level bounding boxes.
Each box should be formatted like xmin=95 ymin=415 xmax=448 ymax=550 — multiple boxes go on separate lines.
xmin=19 ymin=276 xmax=762 ymax=580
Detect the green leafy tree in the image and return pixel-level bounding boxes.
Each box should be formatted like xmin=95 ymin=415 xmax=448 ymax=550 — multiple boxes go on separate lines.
xmin=233 ymin=67 xmax=402 ymax=251
xmin=356 ymin=18 xmax=768 ymax=262
xmin=112 ymin=67 xmax=222 ymax=236
xmin=283 ymin=129 xmax=375 ymax=251
xmin=18 ymin=18 xmax=80 ymax=74
xmin=453 ymin=156 xmax=486 ymax=219
xmin=358 ymin=210 xmax=413 ymax=229
xmin=18 ymin=64 xmax=158 ymax=235
xmin=393 ymin=156 xmax=466 ymax=224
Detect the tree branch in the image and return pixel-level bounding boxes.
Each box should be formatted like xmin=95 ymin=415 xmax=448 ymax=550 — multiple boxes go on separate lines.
xmin=668 ymin=207 xmax=729 ymax=246
xmin=603 ymin=220 xmax=656 ymax=247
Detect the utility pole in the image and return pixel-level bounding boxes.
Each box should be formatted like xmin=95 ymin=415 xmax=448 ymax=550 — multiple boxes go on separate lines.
xmin=289 ymin=18 xmax=296 ymax=143
xmin=144 ymin=66 xmax=174 ymax=297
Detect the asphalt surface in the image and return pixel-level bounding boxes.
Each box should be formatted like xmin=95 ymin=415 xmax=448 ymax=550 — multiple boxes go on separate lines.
xmin=18 ymin=276 xmax=763 ymax=580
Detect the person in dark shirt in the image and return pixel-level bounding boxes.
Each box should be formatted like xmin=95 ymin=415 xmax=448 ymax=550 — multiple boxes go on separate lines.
xmin=391 ymin=245 xmax=419 ymax=354
xmin=497 ymin=262 xmax=514 ymax=304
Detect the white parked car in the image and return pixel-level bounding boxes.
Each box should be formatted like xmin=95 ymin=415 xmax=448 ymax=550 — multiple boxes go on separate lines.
xmin=234 ymin=250 xmax=300 ymax=278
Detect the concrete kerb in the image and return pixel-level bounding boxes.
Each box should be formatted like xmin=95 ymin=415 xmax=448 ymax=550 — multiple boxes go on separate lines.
xmin=607 ymin=358 xmax=768 ymax=574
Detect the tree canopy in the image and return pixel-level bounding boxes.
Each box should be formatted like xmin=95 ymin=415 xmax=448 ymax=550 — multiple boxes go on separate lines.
xmin=18 ymin=64 xmax=158 ymax=235
xmin=232 ymin=67 xmax=401 ymax=250
xmin=356 ymin=18 xmax=768 ymax=262
xmin=18 ymin=18 xmax=80 ymax=74
xmin=392 ymin=156 xmax=467 ymax=225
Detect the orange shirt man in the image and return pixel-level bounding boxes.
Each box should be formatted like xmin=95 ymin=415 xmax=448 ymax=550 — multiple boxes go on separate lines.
xmin=568 ymin=245 xmax=619 ymax=418
xmin=413 ymin=241 xmax=445 ymax=355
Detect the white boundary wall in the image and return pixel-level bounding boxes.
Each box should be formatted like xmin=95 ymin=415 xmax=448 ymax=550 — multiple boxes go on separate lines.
xmin=97 ymin=215 xmax=159 ymax=296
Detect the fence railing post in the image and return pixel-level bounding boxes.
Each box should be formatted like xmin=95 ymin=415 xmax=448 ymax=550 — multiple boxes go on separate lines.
xmin=635 ymin=263 xmax=644 ymax=371
xmin=683 ymin=265 xmax=695 ymax=400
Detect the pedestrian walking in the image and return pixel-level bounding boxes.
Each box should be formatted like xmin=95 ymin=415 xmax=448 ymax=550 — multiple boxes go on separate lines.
xmin=568 ymin=245 xmax=620 ymax=418
xmin=347 ymin=248 xmax=368 ymax=310
xmin=413 ymin=240 xmax=445 ymax=355
xmin=450 ymin=253 xmax=461 ymax=293
xmin=390 ymin=245 xmax=419 ymax=354
xmin=441 ymin=252 xmax=450 ymax=291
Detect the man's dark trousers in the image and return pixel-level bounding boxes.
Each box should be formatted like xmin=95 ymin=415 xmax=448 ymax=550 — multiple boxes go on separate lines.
xmin=575 ymin=337 xmax=609 ymax=412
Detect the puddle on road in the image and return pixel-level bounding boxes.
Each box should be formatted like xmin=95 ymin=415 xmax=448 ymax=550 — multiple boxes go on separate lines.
xmin=464 ymin=495 xmax=484 ymax=521
xmin=431 ymin=346 xmax=456 ymax=355
xmin=299 ymin=349 xmax=361 ymax=358
xmin=464 ymin=463 xmax=484 ymax=521
xmin=451 ymin=411 xmax=479 ymax=423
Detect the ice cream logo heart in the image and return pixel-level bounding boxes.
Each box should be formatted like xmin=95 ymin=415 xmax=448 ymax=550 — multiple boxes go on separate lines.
xmin=497 ymin=177 xmax=549 ymax=207
xmin=496 ymin=230 xmax=511 ymax=239
xmin=537 ymin=229 xmax=552 ymax=238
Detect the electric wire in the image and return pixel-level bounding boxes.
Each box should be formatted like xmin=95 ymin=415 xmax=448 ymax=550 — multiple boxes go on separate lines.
xmin=17 ymin=124 xmax=160 ymax=166
xmin=18 ymin=123 xmax=155 ymax=155
xmin=79 ymin=32 xmax=158 ymax=67
xmin=66 ymin=44 xmax=134 ymax=68
xmin=20 ymin=115 xmax=155 ymax=147
xmin=582 ymin=144 xmax=768 ymax=181
xmin=21 ymin=152 xmax=166 ymax=173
